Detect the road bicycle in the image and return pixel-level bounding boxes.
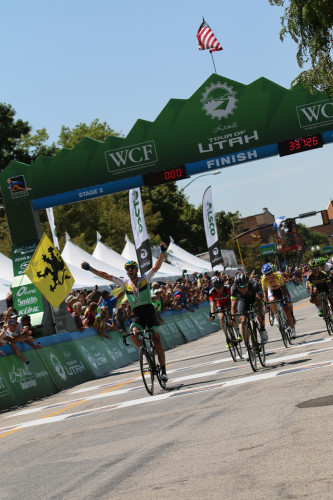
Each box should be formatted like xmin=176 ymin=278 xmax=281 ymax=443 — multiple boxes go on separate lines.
xmin=221 ymin=307 xmax=243 ymax=362
xmin=123 ymin=328 xmax=167 ymax=395
xmin=268 ymin=306 xmax=275 ymax=327
xmin=318 ymin=291 xmax=333 ymax=336
xmin=236 ymin=308 xmax=266 ymax=372
xmin=269 ymin=299 xmax=292 ymax=348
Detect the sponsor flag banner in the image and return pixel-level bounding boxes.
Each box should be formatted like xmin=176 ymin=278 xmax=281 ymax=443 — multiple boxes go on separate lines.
xmin=129 ymin=188 xmax=152 ymax=273
xmin=25 ymin=233 xmax=74 ymax=309
xmin=197 ymin=19 xmax=223 ymax=53
xmin=46 ymin=207 xmax=59 ymax=249
xmin=202 ymin=186 xmax=223 ymax=268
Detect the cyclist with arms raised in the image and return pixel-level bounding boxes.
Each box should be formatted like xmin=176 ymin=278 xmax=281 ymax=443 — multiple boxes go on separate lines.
xmin=229 ymin=273 xmax=268 ymax=345
xmin=81 ymin=242 xmax=168 ymax=381
xmin=261 ymin=263 xmax=296 ymax=339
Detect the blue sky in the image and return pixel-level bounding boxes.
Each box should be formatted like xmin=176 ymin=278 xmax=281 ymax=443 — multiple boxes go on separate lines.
xmin=1 ymin=0 xmax=332 ymax=229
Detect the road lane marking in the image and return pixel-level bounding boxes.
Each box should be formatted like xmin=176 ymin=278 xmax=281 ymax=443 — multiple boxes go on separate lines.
xmin=6 ymin=337 xmax=333 ymax=419
xmin=1 ymin=358 xmax=332 ymax=434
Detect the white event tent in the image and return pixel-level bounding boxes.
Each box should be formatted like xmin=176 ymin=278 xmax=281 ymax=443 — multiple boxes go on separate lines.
xmin=93 ymin=239 xmax=128 ymax=270
xmin=166 ymin=237 xmax=213 ymax=272
xmin=61 ymin=238 xmax=126 ymax=284
xmin=121 ymin=235 xmax=183 ymax=279
xmin=166 ymin=237 xmax=240 ymax=276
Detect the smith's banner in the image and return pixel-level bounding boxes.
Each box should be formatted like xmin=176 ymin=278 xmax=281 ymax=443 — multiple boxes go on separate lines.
xmin=128 ymin=188 xmax=152 ymax=273
xmin=202 ymin=186 xmax=223 ymax=268
xmin=25 ymin=233 xmax=74 ymax=309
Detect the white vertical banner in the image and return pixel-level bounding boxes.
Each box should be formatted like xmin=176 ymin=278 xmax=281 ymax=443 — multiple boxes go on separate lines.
xmin=46 ymin=207 xmax=59 ymax=249
xmin=128 ymin=188 xmax=152 ymax=273
xmin=202 ymin=186 xmax=223 ymax=268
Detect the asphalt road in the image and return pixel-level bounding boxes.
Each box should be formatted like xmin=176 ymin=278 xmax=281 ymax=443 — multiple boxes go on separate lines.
xmin=1 ymin=297 xmax=333 ymax=500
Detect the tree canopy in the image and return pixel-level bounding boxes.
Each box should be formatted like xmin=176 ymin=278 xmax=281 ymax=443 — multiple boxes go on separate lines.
xmin=269 ymin=0 xmax=333 ymax=96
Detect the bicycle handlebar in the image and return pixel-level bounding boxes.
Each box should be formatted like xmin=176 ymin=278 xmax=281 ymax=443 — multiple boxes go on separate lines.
xmin=122 ymin=328 xmax=154 ymax=347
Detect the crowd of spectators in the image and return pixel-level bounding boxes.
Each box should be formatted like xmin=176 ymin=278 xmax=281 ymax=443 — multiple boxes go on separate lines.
xmin=62 ymin=269 xmax=238 ymax=335
xmin=281 ymin=264 xmax=309 ymax=285
xmin=0 ymin=307 xmax=41 ymax=364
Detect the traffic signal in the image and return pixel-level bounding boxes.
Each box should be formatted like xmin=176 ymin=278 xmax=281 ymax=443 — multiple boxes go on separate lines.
xmin=284 ymin=218 xmax=294 ymax=232
xmin=321 ymin=210 xmax=330 ymax=225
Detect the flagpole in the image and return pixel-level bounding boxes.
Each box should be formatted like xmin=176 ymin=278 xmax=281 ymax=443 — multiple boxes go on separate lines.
xmin=210 ymin=52 xmax=217 ymax=73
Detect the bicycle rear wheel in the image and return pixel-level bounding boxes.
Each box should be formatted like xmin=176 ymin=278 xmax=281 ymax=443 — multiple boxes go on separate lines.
xmin=140 ymin=347 xmax=154 ymax=395
xmin=226 ymin=325 xmax=238 ymax=362
xmin=245 ymin=324 xmax=257 ymax=372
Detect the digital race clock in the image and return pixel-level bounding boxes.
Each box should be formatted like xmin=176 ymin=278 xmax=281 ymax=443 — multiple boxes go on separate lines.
xmin=278 ymin=134 xmax=323 ymax=157
xmin=143 ymin=165 xmax=189 ymax=186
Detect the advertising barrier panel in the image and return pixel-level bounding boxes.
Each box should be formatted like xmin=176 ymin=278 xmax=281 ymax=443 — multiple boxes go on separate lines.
xmin=0 ymin=295 xmax=307 ymax=411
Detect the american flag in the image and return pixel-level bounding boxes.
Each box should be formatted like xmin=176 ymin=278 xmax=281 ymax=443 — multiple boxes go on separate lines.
xmin=197 ymin=19 xmax=222 ymax=53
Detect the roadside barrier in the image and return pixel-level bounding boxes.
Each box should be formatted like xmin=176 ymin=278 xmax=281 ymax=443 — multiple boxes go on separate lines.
xmin=0 ymin=286 xmax=309 ymax=411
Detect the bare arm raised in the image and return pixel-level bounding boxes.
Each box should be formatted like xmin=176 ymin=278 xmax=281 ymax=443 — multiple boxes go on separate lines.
xmin=152 ymin=241 xmax=167 ymax=273
xmin=81 ymin=262 xmax=115 ymax=282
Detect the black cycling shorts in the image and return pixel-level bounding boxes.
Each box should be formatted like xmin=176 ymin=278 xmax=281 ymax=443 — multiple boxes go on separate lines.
xmin=130 ymin=304 xmax=159 ymax=331
xmin=270 ymin=288 xmax=286 ymax=301
xmin=237 ymin=296 xmax=256 ymax=315
xmin=312 ymin=283 xmax=330 ymax=295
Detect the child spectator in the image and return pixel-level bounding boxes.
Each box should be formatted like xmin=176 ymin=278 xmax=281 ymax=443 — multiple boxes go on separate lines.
xmin=71 ymin=302 xmax=86 ymax=332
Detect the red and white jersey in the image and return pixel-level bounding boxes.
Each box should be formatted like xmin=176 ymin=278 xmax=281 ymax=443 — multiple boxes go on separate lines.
xmin=209 ymin=285 xmax=231 ymax=306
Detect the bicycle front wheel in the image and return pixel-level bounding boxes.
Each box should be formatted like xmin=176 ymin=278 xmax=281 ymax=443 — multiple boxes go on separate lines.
xmin=245 ymin=324 xmax=257 ymax=372
xmin=268 ymin=308 xmax=274 ymax=327
xmin=277 ymin=308 xmax=289 ymax=348
xmin=253 ymin=322 xmax=266 ymax=367
xmin=226 ymin=325 xmax=238 ymax=362
xmin=154 ymin=350 xmax=167 ymax=390
xmin=321 ymin=295 xmax=333 ymax=336
xmin=140 ymin=347 xmax=154 ymax=395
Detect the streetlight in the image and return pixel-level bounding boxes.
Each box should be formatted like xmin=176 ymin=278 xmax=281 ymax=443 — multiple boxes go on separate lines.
xmin=180 ymin=171 xmax=221 ymax=192
xmin=311 ymin=245 xmax=321 ymax=257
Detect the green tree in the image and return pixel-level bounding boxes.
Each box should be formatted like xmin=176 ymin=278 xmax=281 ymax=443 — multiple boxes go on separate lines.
xmin=58 ymin=119 xmax=122 ymax=149
xmin=297 ymin=223 xmax=330 ymax=249
xmin=0 ymin=103 xmax=31 ymax=171
xmin=0 ymin=104 xmax=57 ymax=172
xmin=17 ymin=128 xmax=58 ymax=162
xmin=269 ymin=0 xmax=333 ymax=96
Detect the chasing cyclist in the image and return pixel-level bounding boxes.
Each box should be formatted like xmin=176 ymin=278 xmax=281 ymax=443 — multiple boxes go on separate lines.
xmin=317 ymin=256 xmax=333 ymax=276
xmin=81 ymin=242 xmax=168 ymax=382
xmin=261 ymin=263 xmax=296 ymax=339
xmin=306 ymin=259 xmax=333 ymax=317
xmin=208 ymin=277 xmax=242 ymax=348
xmin=229 ymin=273 xmax=268 ymax=345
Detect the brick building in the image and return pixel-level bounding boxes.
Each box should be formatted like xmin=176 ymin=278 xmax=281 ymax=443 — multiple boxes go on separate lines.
xmin=238 ymin=202 xmax=333 ymax=247
xmin=238 ymin=208 xmax=275 ymax=246
xmin=308 ymin=201 xmax=333 ymax=242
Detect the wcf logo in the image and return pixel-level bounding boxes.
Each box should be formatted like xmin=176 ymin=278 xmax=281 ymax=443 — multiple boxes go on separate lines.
xmin=297 ymin=99 xmax=333 ymax=128
xmin=105 ymin=141 xmax=158 ymax=174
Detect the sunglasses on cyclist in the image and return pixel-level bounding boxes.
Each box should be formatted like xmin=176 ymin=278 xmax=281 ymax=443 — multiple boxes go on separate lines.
xmin=238 ymin=284 xmax=248 ymax=289
xmin=126 ymin=265 xmax=137 ymax=270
